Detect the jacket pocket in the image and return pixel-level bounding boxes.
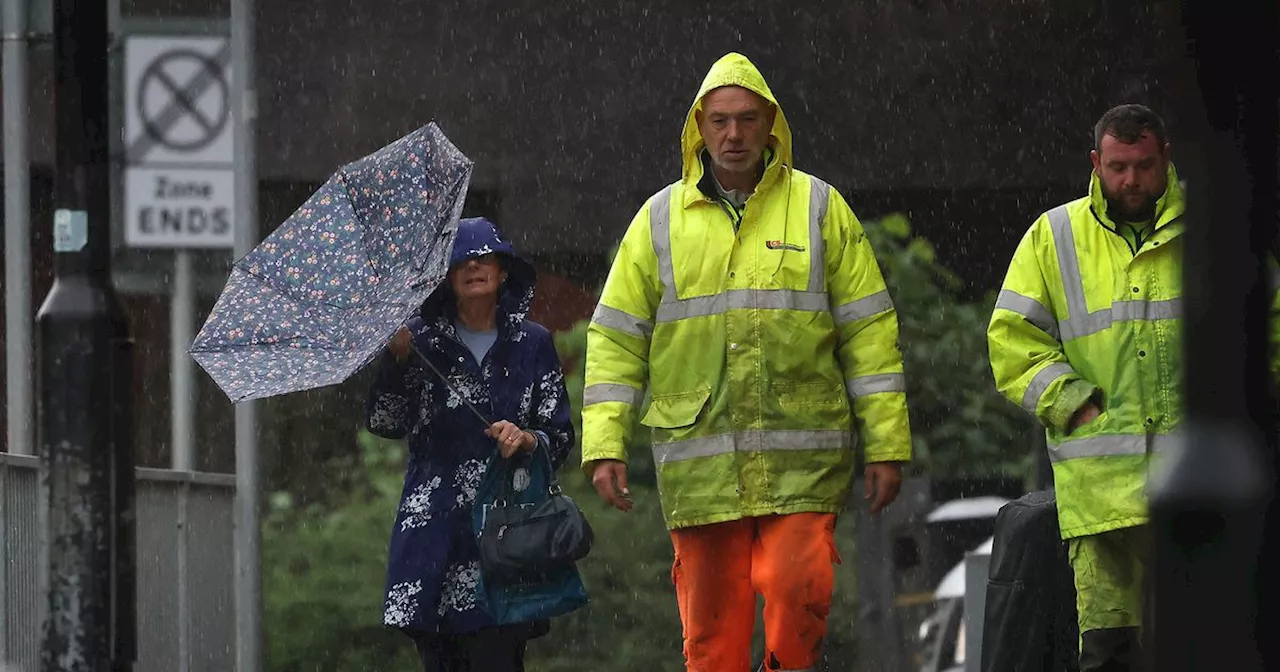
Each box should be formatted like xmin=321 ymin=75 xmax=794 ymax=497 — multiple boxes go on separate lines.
xmin=770 ymin=381 xmax=847 ymax=408
xmin=640 ymin=388 xmax=711 ymax=429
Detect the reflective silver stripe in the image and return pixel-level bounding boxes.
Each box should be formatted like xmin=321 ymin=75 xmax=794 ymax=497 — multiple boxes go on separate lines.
xmin=1112 ymin=298 xmax=1182 ymax=322
xmin=832 ymin=290 xmax=894 ymax=326
xmin=995 ymin=289 xmax=1060 ymax=341
xmin=1021 ymin=362 xmax=1075 ymax=413
xmin=583 ymin=383 xmax=643 ymax=407
xmin=649 ymin=185 xmax=677 ymax=302
xmin=591 ymin=303 xmax=653 ymax=339
xmin=1047 ymin=206 xmax=1183 ymax=341
xmin=846 ymin=373 xmax=906 ymax=399
xmin=656 ymin=289 xmax=829 ymax=323
xmin=807 ymin=177 xmax=831 ymax=293
xmin=652 ymin=429 xmax=852 ymax=465
xmin=1060 ymin=311 xmax=1111 ymax=341
xmin=1047 ymin=432 xmax=1181 ymax=463
xmin=649 ymin=179 xmax=835 ymax=320
xmin=1047 ymin=205 xmax=1087 ymax=328
xmin=1060 ymin=299 xmax=1184 ymax=340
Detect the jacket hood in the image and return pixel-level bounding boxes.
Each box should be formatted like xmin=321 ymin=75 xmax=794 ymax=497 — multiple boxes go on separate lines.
xmin=1088 ymin=162 xmax=1185 ymax=230
xmin=422 ymin=217 xmax=536 ymax=334
xmin=681 ymin=53 xmax=793 ymax=189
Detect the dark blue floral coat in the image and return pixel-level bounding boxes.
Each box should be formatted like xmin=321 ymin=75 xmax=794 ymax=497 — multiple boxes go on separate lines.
xmin=365 ymin=218 xmax=574 ymax=635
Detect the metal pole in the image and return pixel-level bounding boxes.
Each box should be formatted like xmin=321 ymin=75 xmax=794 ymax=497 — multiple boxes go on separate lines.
xmin=230 ymin=0 xmax=262 ymax=669
xmin=1 ymin=3 xmax=33 ymax=662
xmin=171 ymin=250 xmax=196 ymax=472
xmin=963 ymin=550 xmax=991 ymax=672
xmin=36 ymin=0 xmax=136 ymax=669
xmin=1148 ymin=2 xmax=1278 ymax=671
xmin=4 ymin=0 xmax=34 ymax=457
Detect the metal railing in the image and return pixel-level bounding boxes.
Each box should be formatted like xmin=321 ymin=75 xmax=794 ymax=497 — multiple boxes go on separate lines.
xmin=1 ymin=453 xmax=235 ymax=670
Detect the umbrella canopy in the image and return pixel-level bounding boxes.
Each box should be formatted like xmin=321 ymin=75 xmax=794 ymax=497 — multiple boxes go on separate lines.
xmin=190 ymin=122 xmax=473 ymax=401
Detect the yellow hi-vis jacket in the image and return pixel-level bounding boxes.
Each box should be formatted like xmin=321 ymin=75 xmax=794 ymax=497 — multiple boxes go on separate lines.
xmin=581 ymin=53 xmax=913 ymax=530
xmin=992 ymin=168 xmax=1280 ymax=539
xmin=989 ymin=168 xmax=1192 ymax=538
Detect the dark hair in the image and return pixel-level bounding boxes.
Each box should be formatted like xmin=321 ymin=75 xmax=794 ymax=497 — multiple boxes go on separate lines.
xmin=1094 ymin=104 xmax=1168 ymax=150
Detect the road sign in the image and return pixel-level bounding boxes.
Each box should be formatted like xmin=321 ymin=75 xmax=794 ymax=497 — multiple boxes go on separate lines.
xmin=124 ymin=36 xmax=235 ymax=249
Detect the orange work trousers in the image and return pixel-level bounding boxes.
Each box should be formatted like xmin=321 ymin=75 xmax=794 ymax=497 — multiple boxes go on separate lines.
xmin=669 ymin=512 xmax=840 ymax=672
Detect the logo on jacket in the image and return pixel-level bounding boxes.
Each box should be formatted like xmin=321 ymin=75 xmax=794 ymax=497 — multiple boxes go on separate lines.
xmin=511 ymin=467 xmax=531 ymax=493
xmin=766 ymin=240 xmax=805 ymax=252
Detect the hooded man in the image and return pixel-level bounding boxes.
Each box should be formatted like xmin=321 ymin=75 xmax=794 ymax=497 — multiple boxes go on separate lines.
xmin=580 ymin=53 xmax=913 ymax=671
xmin=989 ymin=104 xmax=1182 ymax=671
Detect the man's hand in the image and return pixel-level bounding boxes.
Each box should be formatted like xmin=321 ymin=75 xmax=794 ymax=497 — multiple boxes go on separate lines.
xmin=388 ymin=326 xmax=412 ymax=362
xmin=590 ymin=459 xmax=633 ymax=512
xmin=1068 ymin=402 xmax=1102 ymax=434
xmin=864 ymin=461 xmax=904 ymax=514
xmin=486 ymin=420 xmax=536 ymax=459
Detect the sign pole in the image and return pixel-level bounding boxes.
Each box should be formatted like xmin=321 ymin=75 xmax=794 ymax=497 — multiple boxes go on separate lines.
xmin=3 ymin=0 xmax=35 ymax=458
xmin=171 ymin=249 xmax=196 ymax=473
xmin=229 ymin=0 xmax=263 ymax=669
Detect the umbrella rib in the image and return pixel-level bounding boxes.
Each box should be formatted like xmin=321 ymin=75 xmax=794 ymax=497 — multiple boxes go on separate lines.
xmin=190 ymin=337 xmax=351 ymax=353
xmin=409 ymin=342 xmax=492 ymax=427
xmin=337 ymin=170 xmax=390 ymax=281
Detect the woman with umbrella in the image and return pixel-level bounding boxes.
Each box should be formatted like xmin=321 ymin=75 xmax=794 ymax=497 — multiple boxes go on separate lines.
xmin=365 ymin=216 xmax=575 ymax=671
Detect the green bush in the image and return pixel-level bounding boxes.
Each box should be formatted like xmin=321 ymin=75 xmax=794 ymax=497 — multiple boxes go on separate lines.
xmin=862 ymin=214 xmax=1035 ymax=480
xmin=262 ymin=431 xmax=420 ymax=671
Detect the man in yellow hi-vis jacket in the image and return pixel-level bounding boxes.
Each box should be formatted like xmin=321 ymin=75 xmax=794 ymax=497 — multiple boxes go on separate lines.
xmin=989 ymin=104 xmax=1186 ymax=671
xmin=581 ymin=53 xmax=913 ymax=672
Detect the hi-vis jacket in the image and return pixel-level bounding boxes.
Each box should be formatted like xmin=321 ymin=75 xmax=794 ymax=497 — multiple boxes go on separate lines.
xmin=991 ymin=168 xmax=1280 ymax=539
xmin=580 ymin=53 xmax=912 ymax=530
xmin=990 ymin=167 xmax=1189 ymax=539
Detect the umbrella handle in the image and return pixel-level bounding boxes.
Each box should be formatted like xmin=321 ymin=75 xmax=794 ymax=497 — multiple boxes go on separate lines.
xmin=408 ymin=342 xmax=494 ymax=428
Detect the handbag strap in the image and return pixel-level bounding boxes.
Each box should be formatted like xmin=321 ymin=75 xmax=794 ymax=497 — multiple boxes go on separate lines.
xmin=489 ymin=440 xmax=561 ymax=505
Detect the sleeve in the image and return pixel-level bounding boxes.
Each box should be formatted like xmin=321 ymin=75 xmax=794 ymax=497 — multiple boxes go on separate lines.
xmin=987 ymin=217 xmax=1098 ymax=433
xmin=580 ymin=195 xmax=664 ymax=473
xmin=529 ymin=332 xmax=576 ymax=471
xmin=365 ymin=351 xmax=422 ymax=440
xmin=824 ymin=187 xmax=913 ymax=463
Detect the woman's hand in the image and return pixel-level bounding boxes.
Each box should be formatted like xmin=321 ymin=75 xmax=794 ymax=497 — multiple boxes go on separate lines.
xmin=486 ymin=420 xmax=537 ymax=459
xmin=388 ymin=326 xmax=412 ymax=362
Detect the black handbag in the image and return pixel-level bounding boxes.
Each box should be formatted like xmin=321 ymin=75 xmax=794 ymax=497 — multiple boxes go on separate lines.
xmin=475 ymin=447 xmax=594 ymax=582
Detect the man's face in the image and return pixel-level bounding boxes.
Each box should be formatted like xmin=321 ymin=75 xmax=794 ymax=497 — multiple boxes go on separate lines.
xmin=695 ymin=86 xmax=775 ymax=180
xmin=1090 ymin=131 xmax=1170 ymax=222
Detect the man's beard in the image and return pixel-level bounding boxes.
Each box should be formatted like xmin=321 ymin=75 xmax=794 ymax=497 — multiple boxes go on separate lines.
xmin=1103 ymin=184 xmax=1164 ymax=223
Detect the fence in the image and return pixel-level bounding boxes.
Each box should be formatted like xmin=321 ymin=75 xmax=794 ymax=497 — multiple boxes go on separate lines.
xmin=0 ymin=452 xmax=235 ymax=670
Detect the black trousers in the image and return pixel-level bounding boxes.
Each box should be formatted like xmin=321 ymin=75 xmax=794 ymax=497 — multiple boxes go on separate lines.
xmin=414 ymin=621 xmax=547 ymax=672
